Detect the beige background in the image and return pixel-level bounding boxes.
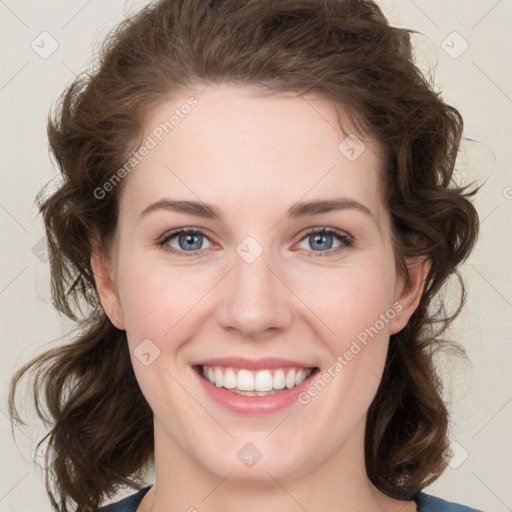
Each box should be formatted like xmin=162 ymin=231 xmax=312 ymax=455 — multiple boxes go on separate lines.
xmin=1 ymin=0 xmax=511 ymax=510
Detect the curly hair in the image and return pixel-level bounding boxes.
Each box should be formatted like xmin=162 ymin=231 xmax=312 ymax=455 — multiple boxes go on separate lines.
xmin=8 ymin=0 xmax=480 ymax=511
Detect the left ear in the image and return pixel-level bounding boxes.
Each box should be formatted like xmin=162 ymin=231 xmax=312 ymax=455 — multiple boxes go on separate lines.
xmin=389 ymin=256 xmax=431 ymax=335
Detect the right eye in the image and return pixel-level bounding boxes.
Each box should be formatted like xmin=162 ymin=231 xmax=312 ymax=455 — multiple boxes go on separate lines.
xmin=158 ymin=228 xmax=214 ymax=257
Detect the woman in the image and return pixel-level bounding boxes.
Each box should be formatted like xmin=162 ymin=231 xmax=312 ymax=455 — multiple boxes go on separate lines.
xmin=9 ymin=0 xmax=484 ymax=511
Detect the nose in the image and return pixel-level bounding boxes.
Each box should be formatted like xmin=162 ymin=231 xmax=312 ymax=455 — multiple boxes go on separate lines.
xmin=216 ymin=242 xmax=294 ymax=338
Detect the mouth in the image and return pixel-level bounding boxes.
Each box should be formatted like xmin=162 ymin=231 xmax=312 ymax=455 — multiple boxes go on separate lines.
xmin=193 ymin=364 xmax=320 ymax=397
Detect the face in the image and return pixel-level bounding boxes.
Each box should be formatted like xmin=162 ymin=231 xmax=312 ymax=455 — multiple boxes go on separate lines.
xmin=93 ymin=84 xmax=426 ymax=484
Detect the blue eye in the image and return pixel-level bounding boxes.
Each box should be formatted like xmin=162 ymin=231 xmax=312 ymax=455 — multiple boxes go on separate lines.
xmin=157 ymin=227 xmax=353 ymax=258
xmin=159 ymin=229 xmax=213 ymax=257
xmin=296 ymin=228 xmax=354 ymax=257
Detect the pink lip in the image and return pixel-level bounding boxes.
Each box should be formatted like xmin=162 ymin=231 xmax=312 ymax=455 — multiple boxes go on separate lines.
xmin=192 ymin=364 xmax=320 ymax=415
xmin=191 ymin=357 xmax=316 ymax=370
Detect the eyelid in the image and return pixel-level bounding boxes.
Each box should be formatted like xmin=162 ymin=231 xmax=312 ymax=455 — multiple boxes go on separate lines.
xmin=293 ymin=226 xmax=354 ymax=256
xmin=157 ymin=226 xmax=354 ymax=257
xmin=156 ymin=227 xmax=214 ymax=245
xmin=296 ymin=225 xmax=353 ymax=242
xmin=156 ymin=227 xmax=217 ymax=257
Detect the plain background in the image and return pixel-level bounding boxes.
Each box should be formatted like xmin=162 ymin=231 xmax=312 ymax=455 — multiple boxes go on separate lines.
xmin=1 ymin=0 xmax=511 ymax=510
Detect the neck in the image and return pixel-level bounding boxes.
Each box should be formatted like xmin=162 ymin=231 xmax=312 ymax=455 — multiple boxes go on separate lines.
xmin=139 ymin=416 xmax=415 ymax=512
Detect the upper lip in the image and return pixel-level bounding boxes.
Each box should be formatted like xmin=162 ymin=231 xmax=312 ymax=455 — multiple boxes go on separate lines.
xmin=191 ymin=357 xmax=317 ymax=370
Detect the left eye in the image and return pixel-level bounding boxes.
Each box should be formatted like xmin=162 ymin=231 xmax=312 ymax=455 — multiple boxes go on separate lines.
xmin=295 ymin=228 xmax=353 ymax=256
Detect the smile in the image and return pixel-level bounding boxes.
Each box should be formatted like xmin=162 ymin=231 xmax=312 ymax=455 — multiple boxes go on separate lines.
xmin=191 ymin=357 xmax=320 ymax=414
xmin=200 ymin=365 xmax=315 ymax=396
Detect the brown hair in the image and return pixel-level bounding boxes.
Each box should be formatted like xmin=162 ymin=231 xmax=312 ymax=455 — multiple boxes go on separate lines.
xmin=8 ymin=0 xmax=480 ymax=510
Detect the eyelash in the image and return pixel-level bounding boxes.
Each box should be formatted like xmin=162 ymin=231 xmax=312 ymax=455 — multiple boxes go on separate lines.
xmin=157 ymin=227 xmax=354 ymax=258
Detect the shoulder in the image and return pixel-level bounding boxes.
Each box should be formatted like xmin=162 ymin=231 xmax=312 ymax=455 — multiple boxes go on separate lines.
xmin=95 ymin=487 xmax=486 ymax=512
xmin=415 ymin=491 xmax=485 ymax=512
xmin=97 ymin=486 xmax=152 ymax=512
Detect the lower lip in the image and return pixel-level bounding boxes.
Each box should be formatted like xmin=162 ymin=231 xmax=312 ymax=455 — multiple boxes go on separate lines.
xmin=194 ymin=366 xmax=319 ymax=415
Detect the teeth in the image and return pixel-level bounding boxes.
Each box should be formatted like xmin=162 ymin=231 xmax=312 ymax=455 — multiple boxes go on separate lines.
xmin=273 ymin=369 xmax=286 ymax=389
xmin=285 ymin=370 xmax=296 ymax=389
xmin=295 ymin=369 xmax=306 ymax=386
xmin=254 ymin=370 xmax=273 ymax=391
xmin=214 ymin=367 xmax=223 ymax=387
xmin=223 ymin=368 xmax=237 ymax=389
xmin=237 ymin=369 xmax=254 ymax=391
xmin=201 ymin=365 xmax=313 ymax=393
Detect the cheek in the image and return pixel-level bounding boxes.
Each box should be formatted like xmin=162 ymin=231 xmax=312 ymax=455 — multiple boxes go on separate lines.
xmin=296 ymin=256 xmax=397 ymax=412
xmin=116 ymin=256 xmax=209 ymax=342
xmin=298 ymin=258 xmax=397 ymax=341
xmin=115 ymin=258 xmax=204 ymax=410
xmin=296 ymin=269 xmax=395 ymax=423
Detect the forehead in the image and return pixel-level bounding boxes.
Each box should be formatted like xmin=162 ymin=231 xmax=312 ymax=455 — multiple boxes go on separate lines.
xmin=119 ymin=84 xmax=386 ymax=223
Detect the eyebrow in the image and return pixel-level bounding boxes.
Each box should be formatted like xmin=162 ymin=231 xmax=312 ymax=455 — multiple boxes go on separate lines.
xmin=139 ymin=197 xmax=376 ymax=224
